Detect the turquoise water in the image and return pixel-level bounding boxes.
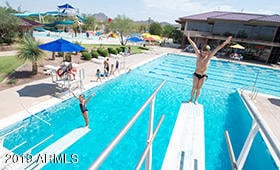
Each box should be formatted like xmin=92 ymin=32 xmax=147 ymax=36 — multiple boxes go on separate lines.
xmin=1 ymin=54 xmax=279 ymax=169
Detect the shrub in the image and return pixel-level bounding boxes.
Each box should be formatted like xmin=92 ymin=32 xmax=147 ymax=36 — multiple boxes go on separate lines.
xmin=116 ymin=47 xmax=122 ymax=53
xmin=91 ymin=50 xmax=99 ymax=58
xmin=120 ymin=46 xmax=127 ymax=52
xmin=97 ymin=48 xmax=109 ymax=57
xmin=97 ymin=48 xmax=103 ymax=55
xmin=107 ymin=47 xmax=114 ymax=53
xmin=138 ymin=46 xmax=149 ymax=50
xmin=111 ymin=48 xmax=118 ymax=55
xmin=82 ymin=51 xmax=92 ymax=60
xmin=7 ymin=77 xmax=17 ymax=84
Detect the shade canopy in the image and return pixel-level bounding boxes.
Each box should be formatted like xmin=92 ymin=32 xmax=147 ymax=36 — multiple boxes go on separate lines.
xmin=38 ymin=38 xmax=85 ymax=52
xmin=230 ymin=43 xmax=245 ymax=49
xmin=57 ymin=3 xmax=75 ymax=9
xmin=144 ymin=37 xmax=155 ymax=41
xmin=126 ymin=37 xmax=143 ymax=43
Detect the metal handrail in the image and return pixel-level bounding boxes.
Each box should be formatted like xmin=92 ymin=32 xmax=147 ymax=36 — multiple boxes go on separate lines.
xmin=224 ymin=131 xmax=237 ymax=170
xmin=240 ymin=85 xmax=258 ymax=100
xmin=240 ymin=71 xmax=260 ymax=100
xmin=135 ymin=115 xmax=165 ymax=170
xmin=89 ymin=80 xmax=166 ymax=170
xmin=225 ymin=92 xmax=280 ymax=170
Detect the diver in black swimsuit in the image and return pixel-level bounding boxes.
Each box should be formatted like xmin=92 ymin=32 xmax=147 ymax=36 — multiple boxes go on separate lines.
xmin=193 ymin=72 xmax=208 ymax=80
xmin=70 ymin=89 xmax=95 ymax=127
xmin=185 ymin=31 xmax=232 ymax=104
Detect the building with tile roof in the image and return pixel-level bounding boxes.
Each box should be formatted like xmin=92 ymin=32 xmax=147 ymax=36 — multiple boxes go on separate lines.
xmin=18 ymin=18 xmax=43 ymax=37
xmin=177 ymin=11 xmax=280 ymax=64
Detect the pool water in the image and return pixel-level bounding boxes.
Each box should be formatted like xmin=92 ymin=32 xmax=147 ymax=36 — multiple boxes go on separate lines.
xmin=1 ymin=54 xmax=279 ymax=170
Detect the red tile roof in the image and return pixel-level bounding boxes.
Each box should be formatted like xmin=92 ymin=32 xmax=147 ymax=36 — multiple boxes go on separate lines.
xmin=179 ymin=11 xmax=280 ymax=24
xmin=19 ymin=18 xmax=43 ymax=27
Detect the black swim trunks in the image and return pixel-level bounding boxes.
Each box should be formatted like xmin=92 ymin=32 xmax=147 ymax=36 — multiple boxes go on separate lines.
xmin=193 ymin=72 xmax=208 ymax=80
xmin=79 ymin=103 xmax=88 ymax=113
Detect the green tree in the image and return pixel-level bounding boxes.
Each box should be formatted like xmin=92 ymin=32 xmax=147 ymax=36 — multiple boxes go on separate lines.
xmin=0 ymin=6 xmax=20 ymax=44
xmin=149 ymin=22 xmax=162 ymax=35
xmin=3 ymin=1 xmax=18 ymax=13
xmin=82 ymin=15 xmax=95 ymax=31
xmin=162 ymin=25 xmax=175 ymax=38
xmin=108 ymin=15 xmax=134 ymax=45
xmin=17 ymin=35 xmax=44 ymax=75
xmin=135 ymin=23 xmax=149 ymax=33
xmin=170 ymin=29 xmax=183 ymax=44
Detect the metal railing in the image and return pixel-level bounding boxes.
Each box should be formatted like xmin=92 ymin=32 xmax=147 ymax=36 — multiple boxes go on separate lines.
xmin=135 ymin=115 xmax=165 ymax=170
xmin=89 ymin=80 xmax=166 ymax=170
xmin=225 ymin=92 xmax=280 ymax=170
xmin=240 ymin=71 xmax=260 ymax=100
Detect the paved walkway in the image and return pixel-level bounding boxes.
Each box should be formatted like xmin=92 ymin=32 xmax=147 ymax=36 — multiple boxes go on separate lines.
xmin=0 ymin=50 xmax=18 ymax=57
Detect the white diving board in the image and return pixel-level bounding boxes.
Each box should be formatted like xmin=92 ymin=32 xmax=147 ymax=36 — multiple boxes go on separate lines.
xmin=23 ymin=127 xmax=90 ymax=170
xmin=162 ymin=102 xmax=205 ymax=170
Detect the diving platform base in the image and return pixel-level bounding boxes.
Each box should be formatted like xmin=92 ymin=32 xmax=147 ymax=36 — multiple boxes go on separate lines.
xmin=162 ymin=102 xmax=205 ymax=170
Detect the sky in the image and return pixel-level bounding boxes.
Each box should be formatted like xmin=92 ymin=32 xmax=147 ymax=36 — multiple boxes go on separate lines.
xmin=0 ymin=0 xmax=280 ymax=24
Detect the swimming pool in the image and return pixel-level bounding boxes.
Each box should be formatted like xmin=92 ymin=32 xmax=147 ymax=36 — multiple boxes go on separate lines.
xmin=1 ymin=54 xmax=279 ymax=169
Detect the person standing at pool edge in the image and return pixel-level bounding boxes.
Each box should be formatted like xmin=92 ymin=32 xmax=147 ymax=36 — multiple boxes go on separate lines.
xmin=69 ymin=89 xmax=95 ymax=127
xmin=185 ymin=31 xmax=232 ymax=104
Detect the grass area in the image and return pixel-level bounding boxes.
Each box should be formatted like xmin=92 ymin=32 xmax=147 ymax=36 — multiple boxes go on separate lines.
xmin=0 ymin=55 xmax=24 ymax=82
xmin=82 ymin=44 xmax=148 ymax=54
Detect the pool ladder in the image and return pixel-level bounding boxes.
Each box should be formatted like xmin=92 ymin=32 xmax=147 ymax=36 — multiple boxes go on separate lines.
xmin=88 ymin=80 xmax=166 ymax=170
xmin=240 ymin=71 xmax=260 ymax=100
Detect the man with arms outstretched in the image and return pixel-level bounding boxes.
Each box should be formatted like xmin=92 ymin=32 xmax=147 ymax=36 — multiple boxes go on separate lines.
xmin=186 ymin=32 xmax=232 ymax=104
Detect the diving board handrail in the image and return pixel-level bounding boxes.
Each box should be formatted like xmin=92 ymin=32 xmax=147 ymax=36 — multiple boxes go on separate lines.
xmin=224 ymin=131 xmax=237 ymax=170
xmin=135 ymin=115 xmax=165 ymax=170
xmin=89 ymin=80 xmax=166 ymax=170
xmin=225 ymin=92 xmax=280 ymax=170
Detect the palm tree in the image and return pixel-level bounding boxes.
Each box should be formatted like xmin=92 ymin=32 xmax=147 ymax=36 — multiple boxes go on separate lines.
xmin=17 ymin=35 xmax=44 ymax=75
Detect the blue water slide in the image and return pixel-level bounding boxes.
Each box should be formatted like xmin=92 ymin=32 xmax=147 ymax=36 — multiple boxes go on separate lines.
xmin=14 ymin=12 xmax=47 ymax=17
xmin=76 ymin=15 xmax=87 ymax=22
xmin=44 ymin=20 xmax=75 ymax=27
